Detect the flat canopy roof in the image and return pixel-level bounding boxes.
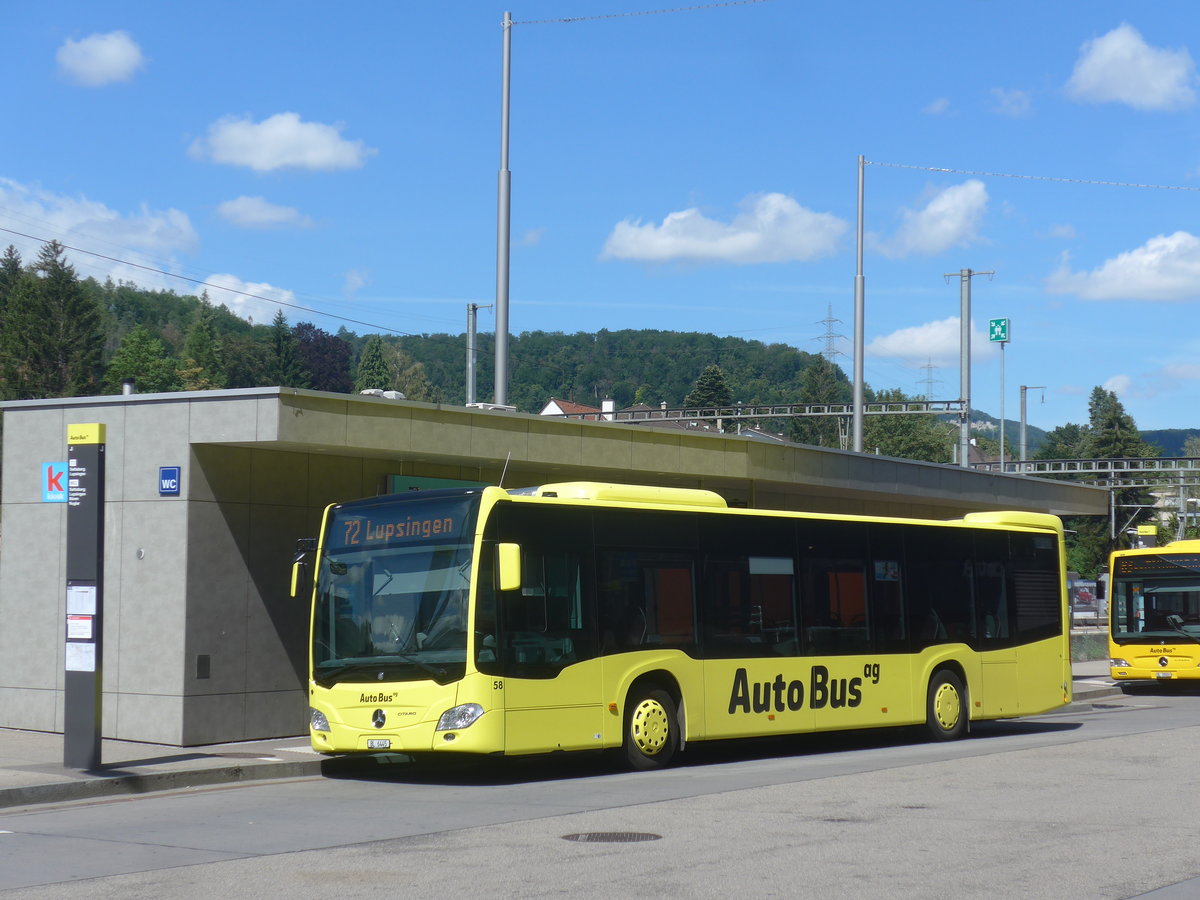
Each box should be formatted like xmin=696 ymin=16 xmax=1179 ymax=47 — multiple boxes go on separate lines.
xmin=0 ymin=387 xmax=1108 ymax=519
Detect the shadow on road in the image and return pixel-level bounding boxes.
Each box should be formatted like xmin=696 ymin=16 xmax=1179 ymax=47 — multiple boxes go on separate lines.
xmin=319 ymin=716 xmax=1082 ymax=788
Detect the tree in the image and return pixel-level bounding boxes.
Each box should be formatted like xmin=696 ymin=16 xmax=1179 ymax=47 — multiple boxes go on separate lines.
xmin=2 ymin=242 xmax=104 ymax=398
xmin=354 ymin=335 xmax=394 ymax=392
xmin=180 ymin=296 xmax=228 ymax=390
xmin=683 ymin=364 xmax=733 ymax=408
xmin=683 ymin=363 xmax=733 ymax=430
xmin=0 ymin=246 xmax=26 ymax=400
xmin=1036 ymin=423 xmax=1089 ymax=460
xmin=0 ymin=244 xmax=21 ymax=296
xmin=861 ymin=389 xmax=953 ymax=463
xmin=385 ymin=343 xmax=441 ymax=402
xmin=294 ymin=322 xmax=353 ymax=393
xmin=267 ymin=310 xmax=309 ymax=388
xmin=1084 ymin=387 xmax=1157 ymax=459
xmin=1040 ymin=387 xmax=1158 ymax=576
xmin=791 ymin=356 xmax=851 ymax=448
xmin=101 ymin=325 xmax=181 ymax=394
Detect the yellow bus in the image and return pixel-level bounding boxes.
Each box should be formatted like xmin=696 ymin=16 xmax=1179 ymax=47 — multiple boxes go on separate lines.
xmin=299 ymin=482 xmax=1071 ymax=769
xmin=1109 ymin=539 xmax=1200 ymax=682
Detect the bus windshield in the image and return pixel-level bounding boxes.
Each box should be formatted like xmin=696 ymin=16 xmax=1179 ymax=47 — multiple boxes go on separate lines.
xmin=312 ymin=492 xmax=481 ymax=686
xmin=1111 ymin=553 xmax=1200 ymax=643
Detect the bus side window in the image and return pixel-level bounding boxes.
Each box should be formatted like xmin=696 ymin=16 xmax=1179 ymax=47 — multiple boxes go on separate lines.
xmin=974 ymin=531 xmax=1012 ymax=646
xmin=597 ymin=550 xmax=695 ymax=652
xmin=905 ymin=528 xmax=975 ymax=647
xmin=799 ymin=520 xmax=871 ymax=655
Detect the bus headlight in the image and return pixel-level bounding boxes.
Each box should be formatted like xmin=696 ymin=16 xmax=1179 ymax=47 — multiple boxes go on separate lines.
xmin=310 ymin=708 xmax=331 ymax=732
xmin=436 ymin=703 xmax=484 ymax=731
xmin=1110 ymin=658 xmax=1130 ymax=668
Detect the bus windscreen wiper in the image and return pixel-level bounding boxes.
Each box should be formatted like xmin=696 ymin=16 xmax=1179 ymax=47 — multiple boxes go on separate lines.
xmin=1166 ymin=615 xmax=1200 ymax=646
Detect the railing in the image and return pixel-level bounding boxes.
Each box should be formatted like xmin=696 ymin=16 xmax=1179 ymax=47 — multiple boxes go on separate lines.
xmin=546 ymin=399 xmax=965 ymax=424
xmin=972 ymin=457 xmax=1200 ymax=477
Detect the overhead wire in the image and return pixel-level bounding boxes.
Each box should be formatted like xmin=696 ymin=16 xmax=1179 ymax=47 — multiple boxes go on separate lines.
xmin=867 ymin=160 xmax=1200 ymax=193
xmin=514 ymin=0 xmax=774 ymax=26
xmin=0 ymin=222 xmax=479 ymax=339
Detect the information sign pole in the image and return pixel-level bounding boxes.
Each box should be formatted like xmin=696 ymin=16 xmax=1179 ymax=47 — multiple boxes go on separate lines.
xmin=989 ymin=318 xmax=1010 ymax=466
xmin=64 ymin=423 xmax=105 ymax=770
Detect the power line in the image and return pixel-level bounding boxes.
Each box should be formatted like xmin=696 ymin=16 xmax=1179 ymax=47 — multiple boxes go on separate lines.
xmin=515 ymin=0 xmax=774 ymax=26
xmin=867 ymin=160 xmax=1200 ymax=193
xmin=0 ymin=223 xmax=429 ymax=338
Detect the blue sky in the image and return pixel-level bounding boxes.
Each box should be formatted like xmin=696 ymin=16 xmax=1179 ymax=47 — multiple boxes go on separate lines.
xmin=5 ymin=2 xmax=1200 ymax=434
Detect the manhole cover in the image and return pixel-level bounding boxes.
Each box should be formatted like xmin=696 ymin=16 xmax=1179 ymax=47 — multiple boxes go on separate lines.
xmin=562 ymin=832 xmax=662 ymax=843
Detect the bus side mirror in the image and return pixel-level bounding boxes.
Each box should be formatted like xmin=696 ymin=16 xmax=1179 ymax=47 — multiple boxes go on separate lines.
xmin=291 ymin=538 xmax=317 ymax=598
xmin=497 ymin=542 xmax=522 ymax=592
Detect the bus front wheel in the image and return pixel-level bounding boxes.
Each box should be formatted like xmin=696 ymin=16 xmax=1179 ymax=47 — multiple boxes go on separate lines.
xmin=623 ymin=687 xmax=679 ymax=770
xmin=925 ymin=669 xmax=967 ymax=741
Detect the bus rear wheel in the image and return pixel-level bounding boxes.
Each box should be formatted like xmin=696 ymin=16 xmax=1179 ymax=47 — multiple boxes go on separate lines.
xmin=623 ymin=687 xmax=679 ymax=770
xmin=925 ymin=669 xmax=967 ymax=741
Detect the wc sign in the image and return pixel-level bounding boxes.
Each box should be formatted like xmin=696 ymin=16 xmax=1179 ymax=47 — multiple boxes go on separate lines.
xmin=159 ymin=466 xmax=181 ymax=496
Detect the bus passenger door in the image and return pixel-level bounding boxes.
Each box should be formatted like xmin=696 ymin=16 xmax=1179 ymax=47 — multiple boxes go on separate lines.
xmin=499 ymin=547 xmax=605 ymax=754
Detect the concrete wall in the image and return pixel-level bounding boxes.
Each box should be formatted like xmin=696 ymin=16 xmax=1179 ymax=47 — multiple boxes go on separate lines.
xmin=0 ymin=388 xmax=1108 ymax=746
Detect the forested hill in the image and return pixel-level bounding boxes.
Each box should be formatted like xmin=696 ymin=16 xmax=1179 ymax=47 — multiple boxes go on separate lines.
xmin=0 ymin=244 xmax=849 ymax=414
xmin=396 ymin=329 xmax=838 ymax=413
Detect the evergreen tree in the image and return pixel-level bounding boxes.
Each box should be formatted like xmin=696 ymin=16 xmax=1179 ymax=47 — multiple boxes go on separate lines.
xmin=267 ymin=310 xmax=309 ymax=388
xmin=0 ymin=245 xmax=21 ymax=295
xmin=101 ymin=325 xmax=181 ymax=394
xmin=354 ymin=335 xmax=394 ymax=392
xmin=683 ymin=364 xmax=733 ymax=408
xmin=1084 ymin=387 xmax=1157 ymax=459
xmin=3 ymin=242 xmax=104 ymax=398
xmin=180 ymin=296 xmax=228 ymax=390
xmin=683 ymin=363 xmax=734 ymax=431
xmin=0 ymin=246 xmax=25 ymax=400
xmin=791 ymin=356 xmax=851 ymax=448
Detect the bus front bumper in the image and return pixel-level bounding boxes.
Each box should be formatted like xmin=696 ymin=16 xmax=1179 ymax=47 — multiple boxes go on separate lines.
xmin=310 ymin=705 xmax=503 ymax=756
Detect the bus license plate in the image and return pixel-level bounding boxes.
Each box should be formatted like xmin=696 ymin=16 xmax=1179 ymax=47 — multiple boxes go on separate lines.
xmin=367 ymin=738 xmax=391 ymax=749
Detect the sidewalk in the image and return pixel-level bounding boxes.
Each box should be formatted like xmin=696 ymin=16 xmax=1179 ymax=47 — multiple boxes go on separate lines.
xmin=0 ymin=730 xmax=326 ymax=810
xmin=0 ymin=661 xmax=1122 ymax=810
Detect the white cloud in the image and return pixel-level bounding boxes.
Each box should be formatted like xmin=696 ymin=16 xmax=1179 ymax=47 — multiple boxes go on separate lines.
xmin=518 ymin=227 xmax=545 ymax=247
xmin=0 ymin=177 xmax=196 ymax=288
xmin=1104 ymin=374 xmax=1133 ymax=396
xmin=1046 ymin=232 xmax=1200 ymax=300
xmin=56 ymin=31 xmax=146 ymax=86
xmin=600 ymin=192 xmax=846 ymax=264
xmin=866 ymin=316 xmax=996 ymax=366
xmin=1065 ymin=23 xmax=1196 ymax=111
xmin=991 ymin=88 xmax=1032 ymax=117
xmin=202 ymin=273 xmax=296 ymax=324
xmin=873 ymin=180 xmax=988 ymax=259
xmin=217 ymin=195 xmax=313 ymax=229
xmin=1161 ymin=363 xmax=1200 ymax=380
xmin=1047 ymin=224 xmax=1077 ymax=240
xmin=189 ymin=113 xmax=376 ymax=173
xmin=924 ymin=97 xmax=952 ymax=115
xmin=343 ymin=269 xmax=368 ymax=299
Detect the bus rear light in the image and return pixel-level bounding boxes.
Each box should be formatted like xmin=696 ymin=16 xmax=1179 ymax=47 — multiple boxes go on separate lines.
xmin=310 ymin=708 xmax=331 ymax=733
xmin=437 ymin=703 xmax=484 ymax=731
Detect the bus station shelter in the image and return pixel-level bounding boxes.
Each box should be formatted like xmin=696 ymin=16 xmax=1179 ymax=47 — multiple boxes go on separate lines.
xmin=0 ymin=388 xmax=1108 ymax=746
